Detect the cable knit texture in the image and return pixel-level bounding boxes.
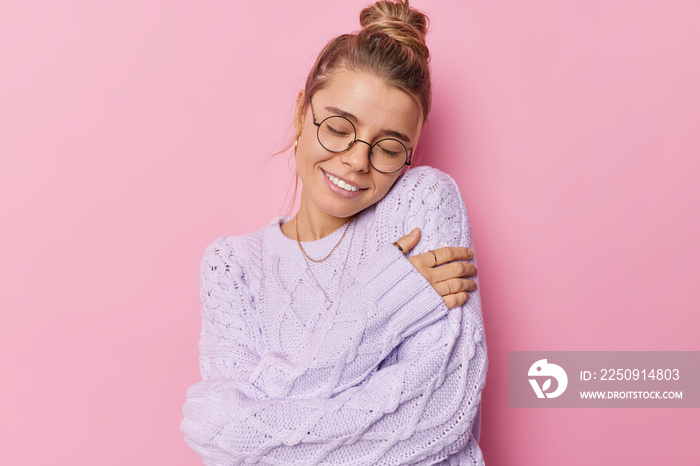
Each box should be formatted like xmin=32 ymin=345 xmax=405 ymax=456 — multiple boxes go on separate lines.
xmin=181 ymin=166 xmax=488 ymax=465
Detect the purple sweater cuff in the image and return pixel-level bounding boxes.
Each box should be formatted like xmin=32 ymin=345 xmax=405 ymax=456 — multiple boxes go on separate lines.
xmin=352 ymin=242 xmax=448 ymax=341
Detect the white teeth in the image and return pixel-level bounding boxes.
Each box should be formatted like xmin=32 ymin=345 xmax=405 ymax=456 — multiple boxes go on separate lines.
xmin=325 ymin=171 xmax=358 ymax=192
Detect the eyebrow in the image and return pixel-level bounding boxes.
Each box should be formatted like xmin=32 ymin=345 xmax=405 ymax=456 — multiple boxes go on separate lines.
xmin=324 ymin=105 xmax=413 ymax=145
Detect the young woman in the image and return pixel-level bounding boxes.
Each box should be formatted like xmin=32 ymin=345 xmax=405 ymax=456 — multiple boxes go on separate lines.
xmin=181 ymin=1 xmax=488 ymax=464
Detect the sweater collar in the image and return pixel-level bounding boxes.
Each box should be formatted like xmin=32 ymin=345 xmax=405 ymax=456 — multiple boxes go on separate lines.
xmin=265 ymin=215 xmax=362 ymax=260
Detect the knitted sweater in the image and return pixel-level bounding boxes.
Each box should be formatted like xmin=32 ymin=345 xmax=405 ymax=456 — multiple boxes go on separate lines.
xmin=181 ymin=166 xmax=488 ymax=465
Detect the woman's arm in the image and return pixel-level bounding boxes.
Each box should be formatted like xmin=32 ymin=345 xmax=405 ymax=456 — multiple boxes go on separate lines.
xmin=194 ymin=232 xmax=451 ymax=400
xmin=376 ymin=168 xmax=487 ymax=463
xmin=182 ymin=168 xmax=488 ymax=465
xmin=181 ymin=308 xmax=478 ymax=465
xmin=197 ymin=236 xmax=260 ymax=383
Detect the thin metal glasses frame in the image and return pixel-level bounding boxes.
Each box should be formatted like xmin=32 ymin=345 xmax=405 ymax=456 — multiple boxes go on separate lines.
xmin=308 ymin=98 xmax=413 ymax=174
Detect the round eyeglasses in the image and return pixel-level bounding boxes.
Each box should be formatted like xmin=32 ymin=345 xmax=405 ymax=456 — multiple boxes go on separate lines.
xmin=309 ymin=98 xmax=413 ymax=174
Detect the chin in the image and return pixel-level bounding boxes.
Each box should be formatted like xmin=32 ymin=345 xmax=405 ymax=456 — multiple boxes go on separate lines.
xmin=318 ymin=195 xmax=370 ymax=218
xmin=321 ymin=204 xmax=365 ymax=220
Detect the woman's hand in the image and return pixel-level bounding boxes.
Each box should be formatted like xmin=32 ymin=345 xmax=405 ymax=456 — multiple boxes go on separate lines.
xmin=394 ymin=227 xmax=477 ymax=309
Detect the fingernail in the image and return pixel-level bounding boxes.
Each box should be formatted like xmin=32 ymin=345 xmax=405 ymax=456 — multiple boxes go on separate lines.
xmin=467 ymin=248 xmax=474 ymax=257
xmin=410 ymin=227 xmax=419 ymax=237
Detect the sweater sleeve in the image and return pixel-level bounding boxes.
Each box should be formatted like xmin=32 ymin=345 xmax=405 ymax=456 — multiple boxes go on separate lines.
xmin=196 ymin=237 xmax=254 ymax=378
xmin=195 ymin=235 xmax=272 ymax=405
xmin=375 ymin=168 xmax=488 ymax=464
xmin=248 ymin=241 xmax=450 ymax=399
xmin=194 ymin=230 xmax=450 ymax=401
xmin=181 ymin=168 xmax=488 ymax=465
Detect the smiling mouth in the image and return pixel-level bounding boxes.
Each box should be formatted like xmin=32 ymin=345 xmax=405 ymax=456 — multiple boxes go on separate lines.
xmin=324 ymin=171 xmax=361 ymax=192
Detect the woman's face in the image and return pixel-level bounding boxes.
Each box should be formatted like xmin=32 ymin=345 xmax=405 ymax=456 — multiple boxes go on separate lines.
xmin=294 ymin=69 xmax=423 ymax=223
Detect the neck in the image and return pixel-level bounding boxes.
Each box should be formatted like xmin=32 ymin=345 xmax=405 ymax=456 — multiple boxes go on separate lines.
xmin=285 ymin=192 xmax=353 ymax=241
xmin=296 ymin=207 xmax=353 ymax=241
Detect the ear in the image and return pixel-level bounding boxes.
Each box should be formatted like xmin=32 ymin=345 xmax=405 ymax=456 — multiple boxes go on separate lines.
xmin=407 ymin=130 xmax=422 ymax=168
xmin=293 ymin=90 xmax=306 ymax=137
xmin=405 ymin=117 xmax=424 ymax=168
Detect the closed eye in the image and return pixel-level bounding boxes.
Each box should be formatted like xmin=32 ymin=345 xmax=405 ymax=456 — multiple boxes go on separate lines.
xmin=326 ymin=125 xmax=350 ymax=136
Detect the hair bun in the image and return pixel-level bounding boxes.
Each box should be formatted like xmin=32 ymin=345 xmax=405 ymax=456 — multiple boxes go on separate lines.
xmin=359 ymin=0 xmax=429 ymax=59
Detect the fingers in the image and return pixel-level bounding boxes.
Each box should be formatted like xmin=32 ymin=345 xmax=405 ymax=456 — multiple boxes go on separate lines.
xmin=433 ymin=278 xmax=477 ymax=297
xmin=412 ymin=246 xmax=474 ymax=269
xmin=393 ymin=227 xmax=421 ymax=254
xmin=425 ymin=259 xmax=478 ymax=310
xmin=395 ymin=231 xmax=478 ymax=310
xmin=430 ymin=261 xmax=478 ymax=283
xmin=432 ymin=246 xmax=474 ymax=266
xmin=443 ymin=291 xmax=469 ymax=309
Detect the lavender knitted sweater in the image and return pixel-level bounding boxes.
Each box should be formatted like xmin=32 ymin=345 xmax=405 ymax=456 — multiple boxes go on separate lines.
xmin=181 ymin=166 xmax=488 ymax=465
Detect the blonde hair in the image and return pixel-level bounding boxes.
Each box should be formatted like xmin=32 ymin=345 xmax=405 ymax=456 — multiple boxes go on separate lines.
xmin=304 ymin=0 xmax=431 ymax=122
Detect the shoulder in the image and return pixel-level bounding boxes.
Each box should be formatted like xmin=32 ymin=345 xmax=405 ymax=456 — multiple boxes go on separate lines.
xmin=201 ymin=233 xmax=255 ymax=266
xmin=394 ymin=165 xmax=460 ymax=191
xmin=200 ymin=225 xmax=269 ymax=281
xmin=387 ymin=166 xmax=472 ymax=252
xmin=383 ymin=166 xmax=464 ymax=212
xmin=379 ymin=165 xmax=467 ymax=222
xmin=364 ymin=166 xmax=470 ymax=252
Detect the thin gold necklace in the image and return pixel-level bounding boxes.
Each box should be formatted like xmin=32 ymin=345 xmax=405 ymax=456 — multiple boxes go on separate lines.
xmin=294 ymin=215 xmax=353 ymax=262
xmin=297 ymin=217 xmax=358 ymax=310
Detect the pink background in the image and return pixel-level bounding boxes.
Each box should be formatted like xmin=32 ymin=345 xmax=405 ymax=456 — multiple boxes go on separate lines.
xmin=1 ymin=0 xmax=698 ymax=464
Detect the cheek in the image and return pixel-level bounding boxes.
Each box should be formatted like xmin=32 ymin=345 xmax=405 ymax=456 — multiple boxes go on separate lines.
xmin=296 ymin=141 xmax=321 ymax=173
xmin=372 ymin=175 xmax=401 ymax=200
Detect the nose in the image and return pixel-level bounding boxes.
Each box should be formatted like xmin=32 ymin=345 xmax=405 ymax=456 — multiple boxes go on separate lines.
xmin=340 ymin=139 xmax=371 ymax=172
